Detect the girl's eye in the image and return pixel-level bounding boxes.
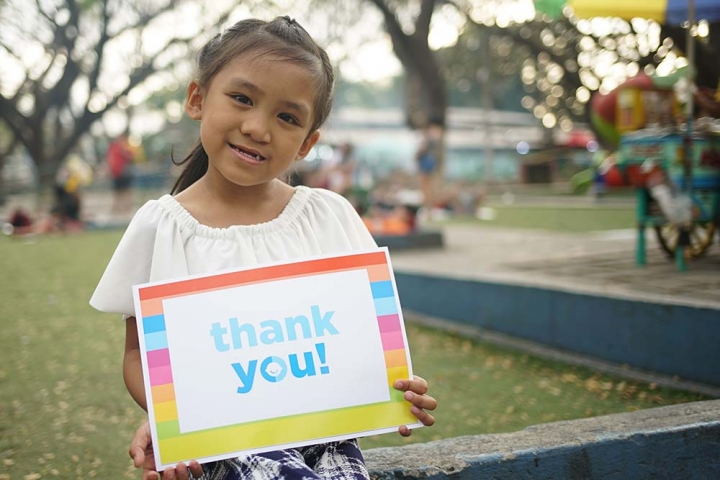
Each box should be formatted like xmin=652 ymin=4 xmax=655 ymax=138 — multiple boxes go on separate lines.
xmin=232 ymin=94 xmax=252 ymax=106
xmin=278 ymin=113 xmax=299 ymax=125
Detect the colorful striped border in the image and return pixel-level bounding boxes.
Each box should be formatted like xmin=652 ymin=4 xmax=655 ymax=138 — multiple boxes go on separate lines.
xmin=136 ymin=249 xmax=416 ymax=467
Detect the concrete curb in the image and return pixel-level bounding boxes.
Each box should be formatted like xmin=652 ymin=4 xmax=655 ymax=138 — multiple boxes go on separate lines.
xmin=365 ymin=400 xmax=720 ymax=479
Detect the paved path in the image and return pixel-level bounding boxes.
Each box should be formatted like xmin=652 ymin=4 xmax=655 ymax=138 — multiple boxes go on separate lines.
xmin=390 ymin=225 xmax=720 ymax=310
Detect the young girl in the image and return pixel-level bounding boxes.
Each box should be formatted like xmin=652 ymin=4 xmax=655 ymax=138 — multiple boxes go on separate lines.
xmin=90 ymin=16 xmax=437 ymax=480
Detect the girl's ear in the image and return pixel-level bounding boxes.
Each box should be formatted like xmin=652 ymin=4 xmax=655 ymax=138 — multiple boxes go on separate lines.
xmin=296 ymin=130 xmax=321 ymax=160
xmin=185 ymin=81 xmax=204 ymax=120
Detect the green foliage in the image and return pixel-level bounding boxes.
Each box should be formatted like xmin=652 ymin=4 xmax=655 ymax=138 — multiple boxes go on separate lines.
xmin=570 ymin=169 xmax=595 ymax=194
xmin=434 ymin=30 xmax=527 ymax=112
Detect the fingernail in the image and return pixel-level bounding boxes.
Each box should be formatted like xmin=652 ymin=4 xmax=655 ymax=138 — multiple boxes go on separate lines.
xmin=394 ymin=380 xmax=403 ymax=389
xmin=404 ymin=391 xmax=414 ymax=401
xmin=411 ymin=405 xmax=422 ymax=415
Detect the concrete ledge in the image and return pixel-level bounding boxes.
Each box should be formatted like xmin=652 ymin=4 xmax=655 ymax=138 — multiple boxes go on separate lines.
xmin=394 ymin=272 xmax=720 ymax=386
xmin=373 ymin=231 xmax=444 ymax=251
xmin=365 ymin=400 xmax=720 ymax=479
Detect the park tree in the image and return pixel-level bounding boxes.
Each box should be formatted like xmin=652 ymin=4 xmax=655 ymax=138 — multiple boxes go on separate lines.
xmin=452 ymin=2 xmax=720 ymax=133
xmin=346 ymin=0 xmax=719 ymax=141
xmin=0 ymin=0 xmax=236 ymax=192
xmin=366 ymin=0 xmax=448 ymax=129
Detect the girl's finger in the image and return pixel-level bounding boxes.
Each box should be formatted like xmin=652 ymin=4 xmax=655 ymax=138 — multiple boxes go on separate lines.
xmin=398 ymin=425 xmax=412 ymax=437
xmin=129 ymin=446 xmax=144 ymax=468
xmin=189 ymin=460 xmax=204 ymax=478
xmin=175 ymin=463 xmax=188 ymax=480
xmin=403 ymin=391 xmax=438 ymax=411
xmin=411 ymin=406 xmax=436 ymax=427
xmin=394 ymin=376 xmax=428 ymax=395
xmin=143 ymin=470 xmax=159 ymax=480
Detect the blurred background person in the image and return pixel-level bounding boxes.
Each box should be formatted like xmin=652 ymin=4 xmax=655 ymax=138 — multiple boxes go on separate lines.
xmin=106 ymin=133 xmax=135 ymax=217
xmin=3 ymin=206 xmax=34 ymax=236
xmin=325 ymin=142 xmax=356 ymax=196
xmin=415 ymin=119 xmax=443 ymax=216
xmin=44 ymin=154 xmax=92 ymax=232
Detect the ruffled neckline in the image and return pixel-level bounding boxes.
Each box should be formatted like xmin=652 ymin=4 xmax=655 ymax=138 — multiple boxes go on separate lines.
xmin=157 ymin=185 xmax=312 ymax=239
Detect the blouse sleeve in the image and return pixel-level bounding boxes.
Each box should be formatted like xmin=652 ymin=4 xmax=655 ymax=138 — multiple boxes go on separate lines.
xmin=89 ymin=201 xmax=163 ymax=317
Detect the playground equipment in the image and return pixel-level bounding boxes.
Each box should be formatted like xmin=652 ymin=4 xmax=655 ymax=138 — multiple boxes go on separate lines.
xmin=619 ymin=130 xmax=720 ymax=269
xmin=537 ymin=0 xmax=720 ymax=273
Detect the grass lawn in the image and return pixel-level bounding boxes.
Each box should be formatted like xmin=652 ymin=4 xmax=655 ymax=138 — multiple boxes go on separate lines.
xmin=432 ymin=204 xmax=637 ymax=232
xmin=0 ymin=231 xmax=707 ymax=478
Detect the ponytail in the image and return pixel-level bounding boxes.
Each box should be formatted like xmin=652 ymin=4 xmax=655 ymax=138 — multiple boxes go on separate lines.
xmin=171 ymin=141 xmax=208 ymax=194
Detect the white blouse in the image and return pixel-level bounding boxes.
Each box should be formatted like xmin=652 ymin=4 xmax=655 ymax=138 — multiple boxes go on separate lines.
xmin=89 ymin=186 xmax=377 ymax=317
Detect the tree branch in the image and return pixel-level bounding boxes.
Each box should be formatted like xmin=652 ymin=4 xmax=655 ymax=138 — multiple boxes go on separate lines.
xmin=365 ymin=0 xmax=415 ymax=66
xmin=415 ymin=0 xmax=437 ymax=40
xmin=87 ymin=0 xmax=111 ymax=96
xmin=0 ymin=96 xmax=31 ymax=152
xmin=34 ymin=0 xmax=55 ymax=24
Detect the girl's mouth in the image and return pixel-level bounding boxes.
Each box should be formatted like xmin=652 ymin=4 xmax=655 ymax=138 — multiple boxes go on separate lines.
xmin=229 ymin=143 xmax=266 ymax=163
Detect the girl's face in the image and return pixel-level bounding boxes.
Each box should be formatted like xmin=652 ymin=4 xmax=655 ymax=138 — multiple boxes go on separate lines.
xmin=185 ymin=51 xmax=320 ymax=191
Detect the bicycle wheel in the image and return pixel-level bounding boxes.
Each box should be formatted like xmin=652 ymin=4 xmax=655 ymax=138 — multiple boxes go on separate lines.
xmin=654 ymin=222 xmax=716 ymax=260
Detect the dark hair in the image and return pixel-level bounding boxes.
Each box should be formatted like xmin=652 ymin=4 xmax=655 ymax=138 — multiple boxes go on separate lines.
xmin=171 ymin=16 xmax=335 ymax=194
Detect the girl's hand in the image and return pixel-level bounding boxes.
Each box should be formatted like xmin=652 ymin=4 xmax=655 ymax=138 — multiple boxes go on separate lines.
xmin=129 ymin=421 xmax=203 ymax=480
xmin=393 ymin=375 xmax=437 ymax=437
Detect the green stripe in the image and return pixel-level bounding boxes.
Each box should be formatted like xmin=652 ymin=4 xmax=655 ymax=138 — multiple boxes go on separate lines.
xmin=156 ymin=420 xmax=181 ymax=439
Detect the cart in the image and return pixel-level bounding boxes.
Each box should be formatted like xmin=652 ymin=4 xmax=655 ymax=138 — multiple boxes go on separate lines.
xmin=618 ymin=131 xmax=720 ymax=270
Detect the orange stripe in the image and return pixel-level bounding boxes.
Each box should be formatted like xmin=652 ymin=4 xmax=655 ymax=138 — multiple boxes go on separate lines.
xmin=152 ymin=384 xmax=176 ymax=403
xmin=140 ymin=265 xmax=389 ymax=315
xmin=141 ymin=298 xmax=165 ymax=317
xmin=384 ymin=349 xmax=408 ymax=368
xmin=140 ymin=251 xmax=387 ymax=300
xmin=366 ymin=263 xmax=391 ymax=282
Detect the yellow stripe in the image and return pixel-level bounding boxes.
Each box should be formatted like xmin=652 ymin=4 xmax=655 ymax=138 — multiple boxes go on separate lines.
xmin=570 ymin=0 xmax=667 ymax=23
xmin=153 ymin=400 xmax=178 ymax=422
xmin=158 ymin=402 xmax=416 ymax=465
xmin=386 ymin=366 xmax=410 ymax=387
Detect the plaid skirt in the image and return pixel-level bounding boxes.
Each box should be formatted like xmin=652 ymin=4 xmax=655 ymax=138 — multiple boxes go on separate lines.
xmin=194 ymin=439 xmax=369 ymax=480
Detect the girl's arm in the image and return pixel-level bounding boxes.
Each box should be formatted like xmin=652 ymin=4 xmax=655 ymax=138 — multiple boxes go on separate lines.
xmin=124 ymin=317 xmax=148 ymax=411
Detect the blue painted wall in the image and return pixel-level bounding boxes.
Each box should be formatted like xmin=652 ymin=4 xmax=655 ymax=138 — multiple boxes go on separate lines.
xmin=394 ymin=273 xmax=720 ymax=386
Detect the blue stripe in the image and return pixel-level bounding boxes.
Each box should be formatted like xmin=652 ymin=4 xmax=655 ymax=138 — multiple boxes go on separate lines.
xmin=143 ymin=314 xmax=166 ymax=334
xmin=374 ymin=297 xmax=398 ymax=316
xmin=371 ymin=280 xmax=395 ymax=299
xmin=145 ymin=331 xmax=168 ymax=351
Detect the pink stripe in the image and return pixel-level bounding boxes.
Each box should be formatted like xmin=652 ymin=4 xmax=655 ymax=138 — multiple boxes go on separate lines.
xmin=381 ymin=330 xmax=405 ymax=351
xmin=149 ymin=365 xmax=173 ymax=386
xmin=377 ymin=314 xmax=401 ymax=333
xmin=147 ymin=349 xmax=171 ymax=368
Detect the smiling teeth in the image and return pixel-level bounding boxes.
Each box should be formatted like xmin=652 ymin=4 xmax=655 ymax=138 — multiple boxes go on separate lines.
xmin=231 ymin=144 xmax=264 ymax=161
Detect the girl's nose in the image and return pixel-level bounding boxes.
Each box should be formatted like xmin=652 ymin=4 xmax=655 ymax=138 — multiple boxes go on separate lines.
xmin=240 ymin=114 xmax=271 ymax=144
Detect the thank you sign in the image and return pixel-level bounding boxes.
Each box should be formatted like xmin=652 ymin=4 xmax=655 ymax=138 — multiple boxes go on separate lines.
xmin=133 ymin=248 xmax=419 ymax=469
